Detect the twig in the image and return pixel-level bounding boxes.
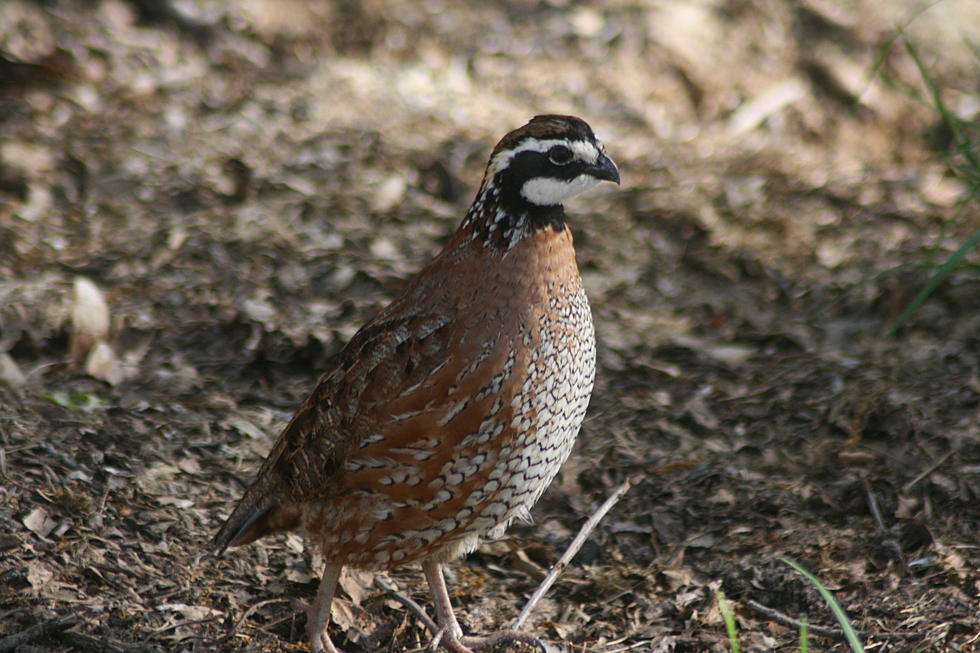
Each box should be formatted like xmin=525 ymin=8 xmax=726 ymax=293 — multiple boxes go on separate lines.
xmin=0 ymin=614 xmax=80 ymax=652
xmin=513 ymin=477 xmax=633 ymax=630
xmin=375 ymin=575 xmax=439 ymax=635
xmin=152 ymin=616 xmax=224 ymax=636
xmin=217 ymin=598 xmax=292 ymax=643
xmin=746 ymin=599 xmax=850 ymax=637
xmin=746 ymin=599 xmax=914 ymax=640
xmin=902 ymin=450 xmax=954 ymax=493
xmin=862 ymin=477 xmax=886 ymax=531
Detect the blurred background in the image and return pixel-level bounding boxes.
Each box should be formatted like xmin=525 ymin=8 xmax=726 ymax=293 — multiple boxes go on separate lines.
xmin=1 ymin=1 xmax=978 ymax=651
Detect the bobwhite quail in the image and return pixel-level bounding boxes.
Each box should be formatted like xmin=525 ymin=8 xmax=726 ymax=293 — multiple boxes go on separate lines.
xmin=213 ymin=114 xmax=619 ymax=653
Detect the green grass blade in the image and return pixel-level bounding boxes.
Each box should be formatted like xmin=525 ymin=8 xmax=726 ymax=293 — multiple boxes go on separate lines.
xmin=875 ymin=30 xmax=979 ymax=337
xmin=902 ymin=34 xmax=980 ymax=174
xmin=799 ymin=614 xmax=809 ymax=653
xmin=887 ymin=228 xmax=980 ymax=336
xmin=857 ymin=1 xmax=942 ymax=104
xmin=716 ymin=590 xmax=741 ymax=653
xmin=780 ymin=557 xmax=864 ymax=653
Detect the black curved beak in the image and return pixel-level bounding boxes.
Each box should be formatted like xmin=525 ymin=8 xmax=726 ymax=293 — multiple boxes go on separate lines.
xmin=589 ymin=152 xmax=620 ymax=185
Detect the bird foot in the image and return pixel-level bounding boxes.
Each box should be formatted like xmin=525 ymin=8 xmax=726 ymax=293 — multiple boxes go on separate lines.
xmin=437 ymin=629 xmax=545 ymax=653
xmin=311 ymin=630 xmax=344 ymax=653
xmin=291 ymin=597 xmax=345 ymax=653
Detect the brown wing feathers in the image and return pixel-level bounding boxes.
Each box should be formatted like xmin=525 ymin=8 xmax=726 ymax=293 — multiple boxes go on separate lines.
xmin=212 ymin=310 xmax=454 ymax=553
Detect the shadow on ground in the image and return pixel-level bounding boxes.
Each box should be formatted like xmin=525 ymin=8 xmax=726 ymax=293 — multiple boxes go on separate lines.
xmin=1 ymin=1 xmax=978 ymax=651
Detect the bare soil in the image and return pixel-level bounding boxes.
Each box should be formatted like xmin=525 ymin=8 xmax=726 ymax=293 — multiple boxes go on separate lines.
xmin=1 ymin=1 xmax=978 ymax=652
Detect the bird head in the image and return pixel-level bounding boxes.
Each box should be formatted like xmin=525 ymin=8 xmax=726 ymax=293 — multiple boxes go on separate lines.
xmin=485 ymin=114 xmax=620 ymax=209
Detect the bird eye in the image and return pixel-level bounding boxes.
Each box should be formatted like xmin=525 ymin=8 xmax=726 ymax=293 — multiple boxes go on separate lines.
xmin=547 ymin=145 xmax=573 ymax=165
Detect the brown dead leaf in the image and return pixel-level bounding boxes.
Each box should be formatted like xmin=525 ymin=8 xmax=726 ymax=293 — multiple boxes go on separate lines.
xmin=23 ymin=506 xmax=57 ymax=537
xmin=330 ymin=596 xmax=358 ymax=634
xmin=743 ymin=632 xmax=779 ymax=649
xmin=176 ymin=457 xmax=202 ymax=475
xmin=159 ymin=603 xmax=224 ymax=620
xmin=707 ymin=488 xmax=736 ymax=505
xmin=339 ymin=567 xmax=374 ymax=606
xmin=284 ymin=532 xmax=305 ymax=554
xmin=222 ymin=414 xmax=269 ymax=440
xmin=137 ymin=462 xmax=180 ymax=493
xmin=661 ymin=566 xmax=696 ymax=591
xmin=156 ymin=495 xmax=194 ymax=509
xmin=285 ymin=564 xmax=315 ymax=584
xmin=675 ymin=587 xmax=703 ymax=610
xmin=26 ymin=560 xmax=54 ymax=596
xmin=935 ymin=542 xmax=968 ymax=581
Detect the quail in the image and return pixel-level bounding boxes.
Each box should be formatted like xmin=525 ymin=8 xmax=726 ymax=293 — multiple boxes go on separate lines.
xmin=213 ymin=114 xmax=620 ymax=653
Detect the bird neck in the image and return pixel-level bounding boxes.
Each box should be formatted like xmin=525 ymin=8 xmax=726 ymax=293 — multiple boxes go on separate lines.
xmin=458 ymin=179 xmax=567 ymax=254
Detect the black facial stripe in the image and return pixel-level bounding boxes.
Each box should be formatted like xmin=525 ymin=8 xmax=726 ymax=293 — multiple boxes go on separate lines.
xmin=511 ymin=149 xmax=587 ymax=180
xmin=495 ymin=149 xmax=587 ymax=209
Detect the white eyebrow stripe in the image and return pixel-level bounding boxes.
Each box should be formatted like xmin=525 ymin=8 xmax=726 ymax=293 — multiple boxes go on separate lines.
xmin=489 ymin=138 xmax=601 ymax=174
xmin=511 ymin=138 xmax=600 ymax=163
xmin=569 ymin=140 xmax=600 ymax=163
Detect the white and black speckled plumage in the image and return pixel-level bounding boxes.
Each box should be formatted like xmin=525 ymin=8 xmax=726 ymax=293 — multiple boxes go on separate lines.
xmin=213 ymin=114 xmax=619 ymax=653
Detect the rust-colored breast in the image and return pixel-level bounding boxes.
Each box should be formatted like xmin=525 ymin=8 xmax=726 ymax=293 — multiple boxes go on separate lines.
xmin=300 ymin=225 xmax=596 ymax=567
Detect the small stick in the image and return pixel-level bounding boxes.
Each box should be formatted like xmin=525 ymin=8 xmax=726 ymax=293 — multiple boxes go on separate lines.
xmin=746 ymin=599 xmax=851 ymax=637
xmin=902 ymin=450 xmax=954 ymax=493
xmin=513 ymin=477 xmax=633 ymax=630
xmin=746 ymin=599 xmax=914 ymax=640
xmin=0 ymin=614 xmax=80 ymax=653
xmin=375 ymin=575 xmax=439 ymax=635
xmin=216 ymin=598 xmax=291 ymax=644
xmin=862 ymin=478 xmax=886 ymax=531
xmin=152 ymin=616 xmax=223 ymax=636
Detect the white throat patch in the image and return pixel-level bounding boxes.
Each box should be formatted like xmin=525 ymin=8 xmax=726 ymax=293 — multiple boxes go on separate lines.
xmin=521 ymin=174 xmax=601 ymax=206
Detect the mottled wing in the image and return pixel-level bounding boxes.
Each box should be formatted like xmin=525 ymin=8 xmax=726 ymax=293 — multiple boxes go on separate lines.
xmin=212 ymin=307 xmax=455 ymax=552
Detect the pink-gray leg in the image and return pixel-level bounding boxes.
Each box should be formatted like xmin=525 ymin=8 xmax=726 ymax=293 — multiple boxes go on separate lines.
xmin=309 ymin=563 xmax=344 ymax=653
xmin=422 ymin=558 xmax=544 ymax=653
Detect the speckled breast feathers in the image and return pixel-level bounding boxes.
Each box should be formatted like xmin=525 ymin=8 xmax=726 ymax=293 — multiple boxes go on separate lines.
xmin=213 ymin=115 xmax=619 ymax=571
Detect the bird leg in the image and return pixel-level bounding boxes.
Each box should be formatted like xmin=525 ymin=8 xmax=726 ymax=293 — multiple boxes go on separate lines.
xmin=309 ymin=563 xmax=344 ymax=653
xmin=422 ymin=558 xmax=465 ymax=647
xmin=422 ymin=559 xmax=544 ymax=653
